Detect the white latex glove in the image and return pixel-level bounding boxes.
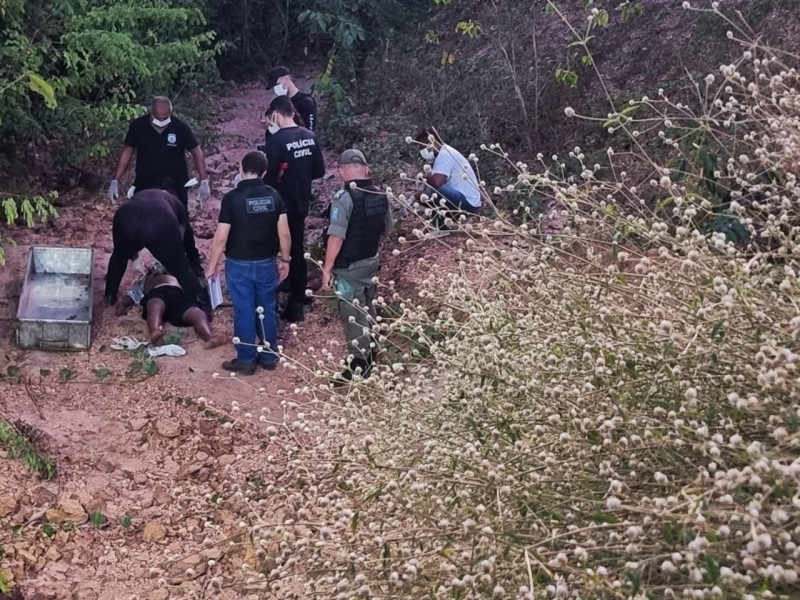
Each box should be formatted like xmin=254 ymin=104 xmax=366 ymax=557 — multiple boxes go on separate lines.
xmin=108 ymin=179 xmax=119 ymax=202
xmin=198 ymin=179 xmax=211 ymax=204
xmin=232 ymin=173 xmax=242 ymax=187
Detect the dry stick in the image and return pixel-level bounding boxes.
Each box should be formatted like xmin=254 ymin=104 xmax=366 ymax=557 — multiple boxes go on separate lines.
xmin=24 ymin=384 xmax=46 ymax=420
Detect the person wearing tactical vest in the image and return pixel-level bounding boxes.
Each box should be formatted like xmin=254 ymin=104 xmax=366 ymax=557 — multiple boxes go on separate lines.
xmin=321 ymin=149 xmax=392 ymax=385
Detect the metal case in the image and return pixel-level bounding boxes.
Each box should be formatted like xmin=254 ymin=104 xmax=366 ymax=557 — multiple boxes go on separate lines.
xmin=16 ymin=247 xmax=94 ymax=350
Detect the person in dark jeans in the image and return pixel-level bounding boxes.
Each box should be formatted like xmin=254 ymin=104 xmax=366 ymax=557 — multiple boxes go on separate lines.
xmin=104 ymin=188 xmax=206 ymax=310
xmin=264 ymin=95 xmax=325 ymax=322
xmin=206 ymin=151 xmax=291 ymax=375
xmin=107 ymin=96 xmax=211 ymax=275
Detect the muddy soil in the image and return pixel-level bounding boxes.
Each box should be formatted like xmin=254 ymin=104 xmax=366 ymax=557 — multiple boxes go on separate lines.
xmin=0 ymin=82 xmax=464 ymax=599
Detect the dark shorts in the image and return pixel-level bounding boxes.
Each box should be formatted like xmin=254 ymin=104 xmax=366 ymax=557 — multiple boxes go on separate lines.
xmin=140 ymin=285 xmax=197 ymax=327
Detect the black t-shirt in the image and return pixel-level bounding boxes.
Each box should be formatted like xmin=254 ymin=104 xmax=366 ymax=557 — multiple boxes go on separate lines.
xmin=291 ymin=91 xmax=317 ymax=132
xmin=124 ymin=114 xmax=198 ymax=190
xmin=264 ymin=126 xmax=325 ymax=216
xmin=219 ymin=179 xmax=286 ymax=260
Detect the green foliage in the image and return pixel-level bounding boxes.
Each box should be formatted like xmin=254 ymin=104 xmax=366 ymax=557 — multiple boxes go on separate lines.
xmin=0 ymin=418 xmax=56 ymax=479
xmin=0 ymin=0 xmax=221 ymax=165
xmin=90 ymin=511 xmax=105 ymax=528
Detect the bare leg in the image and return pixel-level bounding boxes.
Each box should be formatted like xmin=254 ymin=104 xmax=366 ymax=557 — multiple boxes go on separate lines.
xmin=182 ymin=307 xmax=224 ymax=349
xmin=145 ymin=298 xmax=167 ymax=343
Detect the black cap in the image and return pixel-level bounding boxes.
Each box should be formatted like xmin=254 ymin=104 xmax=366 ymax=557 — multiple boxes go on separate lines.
xmin=266 ymin=66 xmax=291 ymax=89
xmin=339 ymin=149 xmax=368 ymax=166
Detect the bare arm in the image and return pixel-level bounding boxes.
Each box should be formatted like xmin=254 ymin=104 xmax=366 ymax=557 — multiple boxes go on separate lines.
xmin=277 ymin=214 xmax=291 ymax=261
xmin=114 ymin=145 xmax=135 ymax=181
xmin=205 ymin=223 xmax=231 ymax=278
xmin=426 ymin=173 xmax=447 ymax=189
xmin=189 ymin=146 xmax=208 ymax=180
xmin=277 ymin=214 xmax=291 ymax=281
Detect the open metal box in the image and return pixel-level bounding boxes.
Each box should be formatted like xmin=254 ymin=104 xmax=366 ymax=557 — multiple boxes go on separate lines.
xmin=17 ymin=246 xmax=94 ymax=350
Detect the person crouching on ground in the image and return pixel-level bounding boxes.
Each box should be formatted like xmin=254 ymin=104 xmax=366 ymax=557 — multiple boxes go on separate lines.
xmin=321 ymin=149 xmax=392 ymax=384
xmin=414 ymin=127 xmax=481 ymax=226
xmin=115 ymin=262 xmax=223 ymax=349
xmin=206 ymin=151 xmax=291 ymax=376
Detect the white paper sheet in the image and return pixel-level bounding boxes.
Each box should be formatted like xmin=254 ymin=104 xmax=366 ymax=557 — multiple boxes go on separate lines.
xmin=207 ymin=275 xmax=223 ymax=310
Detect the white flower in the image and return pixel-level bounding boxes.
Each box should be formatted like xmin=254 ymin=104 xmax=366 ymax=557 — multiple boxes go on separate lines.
xmin=564 ymin=107 xmax=576 ymax=117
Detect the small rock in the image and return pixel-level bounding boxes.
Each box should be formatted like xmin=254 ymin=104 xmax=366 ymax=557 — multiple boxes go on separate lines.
xmin=142 ymin=521 xmax=167 ymax=543
xmin=168 ymin=555 xmax=208 ymax=581
xmin=153 ymin=486 xmax=172 ymax=506
xmin=163 ymin=458 xmax=180 ymax=476
xmin=196 ymin=451 xmax=209 ymax=462
xmin=46 ymin=499 xmax=88 ymax=525
xmin=0 ymin=492 xmax=19 ymax=517
xmin=155 ymin=420 xmax=181 ymax=438
xmin=198 ymin=420 xmax=216 ymax=435
xmin=36 ymin=483 xmax=59 ymax=505
xmin=218 ymin=454 xmax=236 ymax=467
xmin=202 ymin=548 xmax=222 ymax=560
xmin=72 ymin=588 xmax=99 ymax=600
xmin=83 ymin=497 xmax=105 ymax=516
xmin=149 ymin=590 xmax=169 ymax=600
xmin=95 ymin=457 xmax=116 ymax=473
xmin=18 ymin=548 xmax=38 ymax=564
xmin=138 ymin=491 xmax=155 ymax=508
xmin=129 ymin=418 xmax=149 ymax=431
xmin=134 ymin=471 xmax=148 ymax=485
xmin=177 ymin=462 xmax=203 ymax=478
xmin=45 ymin=546 xmax=62 ymax=562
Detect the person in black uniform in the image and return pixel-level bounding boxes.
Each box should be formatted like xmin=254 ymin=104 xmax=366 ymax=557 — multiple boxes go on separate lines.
xmin=206 ymin=151 xmax=291 ymax=375
xmin=265 ymin=66 xmax=318 ymax=132
xmin=104 ymin=187 xmax=206 ymax=309
xmin=321 ymin=149 xmax=392 ymax=384
xmin=107 ymin=96 xmax=210 ymax=275
xmin=264 ymin=95 xmax=325 ymax=322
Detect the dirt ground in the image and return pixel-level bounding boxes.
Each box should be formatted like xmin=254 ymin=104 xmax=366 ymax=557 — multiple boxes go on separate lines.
xmin=0 ymin=82 xmax=465 ymax=599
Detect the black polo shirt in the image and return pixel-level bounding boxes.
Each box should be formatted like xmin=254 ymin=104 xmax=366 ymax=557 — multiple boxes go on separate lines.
xmin=290 ymin=91 xmax=317 ymax=132
xmin=219 ymin=179 xmax=286 ymax=260
xmin=124 ymin=114 xmax=198 ymax=190
xmin=264 ymin=126 xmax=325 ymax=216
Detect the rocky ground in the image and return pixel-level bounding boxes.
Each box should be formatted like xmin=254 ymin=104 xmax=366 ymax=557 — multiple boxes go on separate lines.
xmin=0 ymin=82 xmax=464 ymax=599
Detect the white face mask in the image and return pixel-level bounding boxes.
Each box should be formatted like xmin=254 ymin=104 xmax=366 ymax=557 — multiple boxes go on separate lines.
xmin=420 ymin=148 xmax=435 ymax=162
xmin=151 ymin=117 xmax=171 ymax=128
xmin=273 ymin=83 xmax=288 ymax=96
xmin=267 ymin=122 xmax=280 ymax=135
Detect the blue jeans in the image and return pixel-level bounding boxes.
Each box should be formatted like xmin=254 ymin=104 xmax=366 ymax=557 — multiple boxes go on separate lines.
xmin=435 ymin=184 xmax=479 ymax=214
xmin=225 ymin=257 xmax=279 ymax=365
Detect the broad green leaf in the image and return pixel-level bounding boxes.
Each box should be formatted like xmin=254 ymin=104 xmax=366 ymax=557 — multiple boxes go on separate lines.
xmin=28 ymin=73 xmax=57 ymax=109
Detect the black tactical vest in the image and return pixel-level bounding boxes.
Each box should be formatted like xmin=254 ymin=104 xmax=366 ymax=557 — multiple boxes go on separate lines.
xmin=334 ymin=180 xmax=388 ymax=268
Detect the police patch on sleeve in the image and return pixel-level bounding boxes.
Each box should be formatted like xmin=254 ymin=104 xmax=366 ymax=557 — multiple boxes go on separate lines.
xmin=247 ymin=196 xmax=275 ymax=213
xmin=331 ymin=206 xmax=340 ymax=220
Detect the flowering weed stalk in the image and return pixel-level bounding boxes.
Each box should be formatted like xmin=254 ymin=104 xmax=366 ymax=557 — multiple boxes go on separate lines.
xmin=229 ymin=10 xmax=800 ymax=600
